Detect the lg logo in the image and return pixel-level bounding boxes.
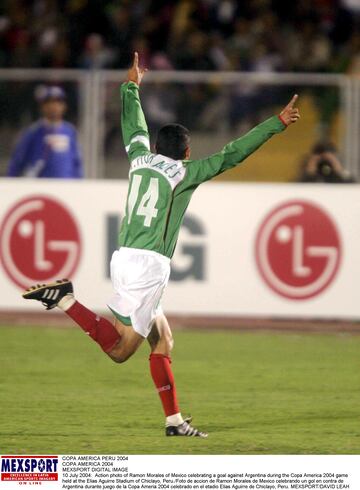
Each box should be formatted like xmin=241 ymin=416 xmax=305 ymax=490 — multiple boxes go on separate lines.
xmin=255 ymin=200 xmax=341 ymax=300
xmin=1 ymin=196 xmax=204 ymax=291
xmin=3 ymin=196 xmax=339 ymax=301
xmin=106 ymin=214 xmax=206 ymax=281
xmin=0 ymin=196 xmax=81 ymax=289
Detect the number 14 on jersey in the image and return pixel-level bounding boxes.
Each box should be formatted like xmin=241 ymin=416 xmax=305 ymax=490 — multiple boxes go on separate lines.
xmin=127 ymin=174 xmax=159 ymax=227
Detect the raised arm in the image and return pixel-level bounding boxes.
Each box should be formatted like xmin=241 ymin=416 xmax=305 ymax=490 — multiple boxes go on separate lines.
xmin=121 ymin=52 xmax=150 ymax=162
xmin=184 ymin=95 xmax=300 ymax=185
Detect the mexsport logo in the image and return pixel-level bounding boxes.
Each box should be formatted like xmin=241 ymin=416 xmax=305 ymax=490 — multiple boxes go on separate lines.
xmin=1 ymin=456 xmax=58 ymax=482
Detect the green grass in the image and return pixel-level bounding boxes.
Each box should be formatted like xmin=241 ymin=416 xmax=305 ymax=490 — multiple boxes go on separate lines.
xmin=0 ymin=325 xmax=359 ymax=454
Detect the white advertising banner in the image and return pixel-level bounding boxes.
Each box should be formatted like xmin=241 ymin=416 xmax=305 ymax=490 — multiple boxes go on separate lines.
xmin=0 ymin=179 xmax=358 ymax=319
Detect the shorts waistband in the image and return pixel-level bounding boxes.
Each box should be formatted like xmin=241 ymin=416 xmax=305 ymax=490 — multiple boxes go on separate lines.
xmin=119 ymin=246 xmax=171 ymax=264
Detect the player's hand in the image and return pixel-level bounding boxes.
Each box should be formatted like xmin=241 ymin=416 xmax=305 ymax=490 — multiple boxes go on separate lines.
xmin=279 ymin=94 xmax=300 ymax=127
xmin=126 ymin=52 xmax=148 ymax=86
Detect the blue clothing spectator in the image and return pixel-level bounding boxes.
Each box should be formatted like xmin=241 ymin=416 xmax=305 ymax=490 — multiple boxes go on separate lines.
xmin=8 ymin=121 xmax=83 ymax=178
xmin=7 ymin=86 xmax=84 ymax=178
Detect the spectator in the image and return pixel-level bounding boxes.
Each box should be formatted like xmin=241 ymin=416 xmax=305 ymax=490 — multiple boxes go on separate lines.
xmin=79 ymin=33 xmax=115 ymax=69
xmin=175 ymin=30 xmax=217 ymax=70
xmin=299 ymin=142 xmax=355 ymax=183
xmin=7 ymin=85 xmax=83 ymax=178
xmin=0 ymin=0 xmax=359 ymax=74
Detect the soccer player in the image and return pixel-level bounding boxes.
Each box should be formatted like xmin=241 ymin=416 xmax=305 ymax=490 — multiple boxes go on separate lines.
xmin=23 ymin=53 xmax=300 ymax=437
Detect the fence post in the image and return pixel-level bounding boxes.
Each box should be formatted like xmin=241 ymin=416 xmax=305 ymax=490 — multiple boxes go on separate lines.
xmin=87 ymin=70 xmax=102 ymax=178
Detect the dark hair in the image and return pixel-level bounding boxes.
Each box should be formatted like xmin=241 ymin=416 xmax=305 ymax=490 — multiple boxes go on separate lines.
xmin=155 ymin=124 xmax=190 ymax=160
xmin=312 ymin=141 xmax=337 ymax=155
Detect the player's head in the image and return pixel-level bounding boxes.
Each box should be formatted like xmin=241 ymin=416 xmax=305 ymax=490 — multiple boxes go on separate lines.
xmin=155 ymin=124 xmax=190 ymax=160
xmin=312 ymin=141 xmax=337 ymax=155
xmin=35 ymin=86 xmax=67 ymax=122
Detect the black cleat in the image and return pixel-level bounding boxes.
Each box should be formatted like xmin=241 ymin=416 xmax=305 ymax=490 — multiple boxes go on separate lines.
xmin=166 ymin=417 xmax=208 ymax=438
xmin=22 ymin=279 xmax=73 ymax=310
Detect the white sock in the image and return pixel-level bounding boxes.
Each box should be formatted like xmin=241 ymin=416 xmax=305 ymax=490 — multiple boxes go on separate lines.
xmin=166 ymin=413 xmax=184 ymax=427
xmin=57 ymin=294 xmax=76 ymax=312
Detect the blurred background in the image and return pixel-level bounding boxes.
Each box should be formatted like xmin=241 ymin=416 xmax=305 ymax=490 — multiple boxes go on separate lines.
xmin=1 ymin=1 xmax=360 ymax=457
xmin=0 ymin=0 xmax=360 ymax=181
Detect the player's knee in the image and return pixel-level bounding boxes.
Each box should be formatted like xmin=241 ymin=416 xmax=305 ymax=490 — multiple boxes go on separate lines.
xmin=150 ymin=333 xmax=173 ymax=356
xmin=107 ymin=349 xmax=131 ymax=364
xmin=167 ymin=334 xmax=174 ymax=352
xmin=161 ymin=333 xmax=174 ymax=355
xmin=147 ymin=334 xmax=158 ymax=351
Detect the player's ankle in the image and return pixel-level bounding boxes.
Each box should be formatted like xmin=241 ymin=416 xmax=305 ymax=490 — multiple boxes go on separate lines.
xmin=166 ymin=412 xmax=183 ymax=427
xmin=57 ymin=294 xmax=76 ymax=311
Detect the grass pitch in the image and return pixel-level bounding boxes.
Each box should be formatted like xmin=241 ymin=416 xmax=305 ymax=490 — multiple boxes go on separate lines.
xmin=0 ymin=325 xmax=359 ymax=454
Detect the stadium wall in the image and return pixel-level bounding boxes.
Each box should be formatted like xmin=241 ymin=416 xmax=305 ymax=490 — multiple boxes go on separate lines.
xmin=0 ymin=179 xmax=358 ymax=320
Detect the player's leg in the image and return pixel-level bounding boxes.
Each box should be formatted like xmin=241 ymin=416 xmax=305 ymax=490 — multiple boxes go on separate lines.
xmin=22 ymin=280 xmax=143 ymax=362
xmin=148 ymin=314 xmax=208 ymax=437
xmin=148 ymin=312 xmax=174 ymax=356
xmin=148 ymin=314 xmax=179 ymax=421
xmin=107 ymin=318 xmax=144 ymax=363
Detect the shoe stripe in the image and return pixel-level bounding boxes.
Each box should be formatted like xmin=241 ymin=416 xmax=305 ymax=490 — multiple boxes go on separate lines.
xmin=167 ymin=422 xmax=207 ymax=438
xmin=40 ymin=288 xmax=60 ymax=301
xmin=182 ymin=422 xmax=207 ymax=437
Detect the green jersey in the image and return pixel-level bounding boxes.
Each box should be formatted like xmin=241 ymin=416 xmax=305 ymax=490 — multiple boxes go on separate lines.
xmin=118 ymin=81 xmax=285 ymax=259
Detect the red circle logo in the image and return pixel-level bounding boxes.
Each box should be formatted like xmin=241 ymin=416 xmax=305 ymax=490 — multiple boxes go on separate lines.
xmin=0 ymin=195 xmax=81 ymax=289
xmin=255 ymin=200 xmax=341 ymax=300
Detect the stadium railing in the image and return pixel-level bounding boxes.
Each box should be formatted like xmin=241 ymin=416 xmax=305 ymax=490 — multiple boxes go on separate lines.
xmin=0 ymin=69 xmax=359 ymax=181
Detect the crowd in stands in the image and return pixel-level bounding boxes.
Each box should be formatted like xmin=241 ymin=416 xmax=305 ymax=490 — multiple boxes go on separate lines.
xmin=1 ymin=0 xmax=359 ymax=180
xmin=0 ymin=0 xmax=360 ymax=75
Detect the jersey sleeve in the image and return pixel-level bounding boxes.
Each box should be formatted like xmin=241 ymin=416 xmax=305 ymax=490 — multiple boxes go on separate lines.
xmin=121 ymin=81 xmax=151 ymax=162
xmin=182 ymin=115 xmax=286 ymax=185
